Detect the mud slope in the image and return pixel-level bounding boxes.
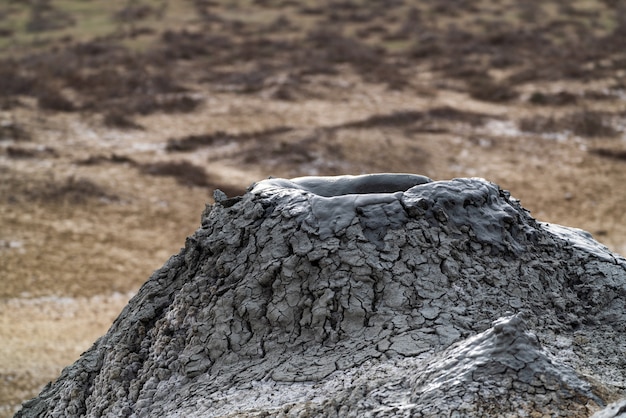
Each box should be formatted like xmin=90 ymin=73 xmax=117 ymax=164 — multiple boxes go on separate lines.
xmin=15 ymin=175 xmax=626 ymax=417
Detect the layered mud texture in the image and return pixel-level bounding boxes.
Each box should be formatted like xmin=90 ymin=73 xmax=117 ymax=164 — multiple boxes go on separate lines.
xmin=16 ymin=175 xmax=626 ymax=417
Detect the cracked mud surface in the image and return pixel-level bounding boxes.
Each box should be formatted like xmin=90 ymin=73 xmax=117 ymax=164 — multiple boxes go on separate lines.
xmin=15 ymin=176 xmax=626 ymax=417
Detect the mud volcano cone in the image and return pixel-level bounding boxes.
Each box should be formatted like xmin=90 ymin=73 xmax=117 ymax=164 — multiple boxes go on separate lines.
xmin=16 ymin=175 xmax=626 ymax=417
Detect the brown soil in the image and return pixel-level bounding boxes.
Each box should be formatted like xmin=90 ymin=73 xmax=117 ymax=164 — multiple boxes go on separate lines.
xmin=2 ymin=0 xmax=626 ymax=416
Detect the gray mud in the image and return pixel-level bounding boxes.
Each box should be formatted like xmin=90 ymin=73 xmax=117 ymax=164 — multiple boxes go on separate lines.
xmin=253 ymin=173 xmax=433 ymax=196
xmin=16 ymin=175 xmax=626 ymax=417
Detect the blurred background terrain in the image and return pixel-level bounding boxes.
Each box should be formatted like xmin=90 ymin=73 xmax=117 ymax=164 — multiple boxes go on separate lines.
xmin=0 ymin=0 xmax=625 ymax=415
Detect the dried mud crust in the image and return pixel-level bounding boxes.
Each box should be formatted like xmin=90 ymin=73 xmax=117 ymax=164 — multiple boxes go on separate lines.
xmin=16 ymin=177 xmax=626 ymax=417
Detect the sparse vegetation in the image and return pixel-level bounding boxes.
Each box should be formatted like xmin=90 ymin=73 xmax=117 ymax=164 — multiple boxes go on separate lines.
xmin=6 ymin=146 xmax=57 ymax=159
xmin=103 ymin=111 xmax=144 ymax=130
xmin=0 ymin=0 xmax=625 ymax=111
xmin=338 ymin=111 xmax=424 ymax=129
xmin=140 ymin=160 xmax=211 ymax=187
xmin=519 ymin=110 xmax=619 ymax=138
xmin=519 ymin=115 xmax=562 ymax=134
xmin=466 ymin=75 xmax=519 ymax=103
xmin=589 ymin=147 xmax=626 ymax=161
xmin=76 ymin=154 xmax=137 ymax=166
xmin=21 ymin=176 xmax=119 ymax=204
xmin=528 ymin=91 xmax=578 ymax=106
xmin=0 ymin=122 xmax=30 ymax=141
xmin=570 ymin=110 xmax=618 ymax=138
xmin=26 ymin=0 xmax=75 ymax=33
xmin=37 ymin=88 xmax=76 ymax=112
xmin=166 ymin=127 xmax=293 ymax=152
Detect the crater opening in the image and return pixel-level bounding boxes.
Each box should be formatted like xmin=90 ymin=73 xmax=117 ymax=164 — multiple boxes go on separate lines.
xmin=252 ymin=173 xmax=432 ymax=197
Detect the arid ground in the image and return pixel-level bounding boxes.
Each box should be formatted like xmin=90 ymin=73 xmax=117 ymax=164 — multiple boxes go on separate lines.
xmin=1 ymin=0 xmax=626 ymax=416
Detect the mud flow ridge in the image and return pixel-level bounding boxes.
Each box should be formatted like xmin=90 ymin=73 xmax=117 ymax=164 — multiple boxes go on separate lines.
xmin=15 ymin=175 xmax=626 ymax=417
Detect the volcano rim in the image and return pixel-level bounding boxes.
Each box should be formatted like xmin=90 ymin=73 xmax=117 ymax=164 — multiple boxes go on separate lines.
xmin=252 ymin=173 xmax=433 ymax=197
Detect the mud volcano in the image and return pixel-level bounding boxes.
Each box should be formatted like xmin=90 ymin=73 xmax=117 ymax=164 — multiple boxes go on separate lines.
xmin=16 ymin=174 xmax=626 ymax=417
